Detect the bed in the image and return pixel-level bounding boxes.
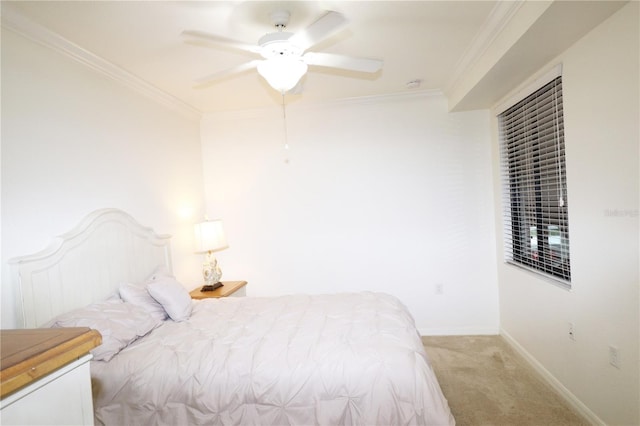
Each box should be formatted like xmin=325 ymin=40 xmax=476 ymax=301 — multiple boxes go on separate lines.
xmin=11 ymin=208 xmax=455 ymax=425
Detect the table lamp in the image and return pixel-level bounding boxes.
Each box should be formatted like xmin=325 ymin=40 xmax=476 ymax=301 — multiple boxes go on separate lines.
xmin=194 ymin=219 xmax=228 ymax=291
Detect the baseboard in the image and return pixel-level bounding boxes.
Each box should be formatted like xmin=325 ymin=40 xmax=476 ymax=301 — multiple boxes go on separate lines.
xmin=419 ymin=326 xmax=500 ymax=336
xmin=500 ymin=329 xmax=605 ymax=426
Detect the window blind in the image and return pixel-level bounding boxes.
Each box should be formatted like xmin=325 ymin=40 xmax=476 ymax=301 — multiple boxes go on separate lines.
xmin=498 ymin=76 xmax=571 ymax=285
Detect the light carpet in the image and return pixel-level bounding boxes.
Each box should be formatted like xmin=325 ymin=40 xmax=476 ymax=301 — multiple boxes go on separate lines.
xmin=422 ymin=335 xmax=589 ymax=426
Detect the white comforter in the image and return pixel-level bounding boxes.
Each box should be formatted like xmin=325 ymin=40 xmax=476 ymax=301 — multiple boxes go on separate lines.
xmin=91 ymin=292 xmax=454 ymax=425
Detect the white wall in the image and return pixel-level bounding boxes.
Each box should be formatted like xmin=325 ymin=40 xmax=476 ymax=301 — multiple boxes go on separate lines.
xmin=201 ymin=92 xmax=499 ymax=334
xmin=1 ymin=29 xmax=205 ymax=328
xmin=492 ymin=3 xmax=639 ymax=425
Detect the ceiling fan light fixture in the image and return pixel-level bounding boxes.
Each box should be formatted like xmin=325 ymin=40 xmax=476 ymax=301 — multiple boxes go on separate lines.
xmin=187 ymin=10 xmax=383 ymax=95
xmin=257 ymin=57 xmax=308 ymax=93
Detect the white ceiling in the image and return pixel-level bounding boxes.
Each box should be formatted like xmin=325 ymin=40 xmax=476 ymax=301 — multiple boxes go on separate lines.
xmin=2 ymin=1 xmax=499 ymax=113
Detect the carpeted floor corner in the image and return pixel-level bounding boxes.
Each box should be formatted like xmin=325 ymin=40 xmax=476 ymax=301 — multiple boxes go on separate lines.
xmin=422 ymin=335 xmax=589 ymax=426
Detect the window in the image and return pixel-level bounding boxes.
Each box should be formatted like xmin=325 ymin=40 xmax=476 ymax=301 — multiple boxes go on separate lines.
xmin=498 ymin=74 xmax=571 ymax=285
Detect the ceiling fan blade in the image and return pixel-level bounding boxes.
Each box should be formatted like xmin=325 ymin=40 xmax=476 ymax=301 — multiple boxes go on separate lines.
xmin=194 ymin=60 xmax=262 ymax=87
xmin=182 ymin=30 xmax=262 ymax=54
xmin=303 ymin=52 xmax=383 ymax=73
xmin=288 ymin=11 xmax=348 ymax=51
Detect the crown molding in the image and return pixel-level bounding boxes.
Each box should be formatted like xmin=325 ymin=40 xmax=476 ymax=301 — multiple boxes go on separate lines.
xmin=443 ymin=0 xmax=524 ymax=96
xmin=204 ymin=89 xmax=444 ymax=121
xmin=1 ymin=5 xmax=202 ymax=122
xmin=307 ymin=88 xmax=443 ymax=110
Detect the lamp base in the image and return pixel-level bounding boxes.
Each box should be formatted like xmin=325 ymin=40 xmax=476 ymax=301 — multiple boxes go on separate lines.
xmin=202 ymin=253 xmax=222 ymax=288
xmin=201 ymin=282 xmax=223 ymax=292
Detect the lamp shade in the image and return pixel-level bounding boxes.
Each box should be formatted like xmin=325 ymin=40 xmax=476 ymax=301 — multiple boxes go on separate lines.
xmin=257 ymin=57 xmax=308 ymax=93
xmin=194 ymin=220 xmax=228 ymax=253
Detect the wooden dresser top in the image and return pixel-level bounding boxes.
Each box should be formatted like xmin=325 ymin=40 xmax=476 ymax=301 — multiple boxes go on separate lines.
xmin=0 ymin=327 xmax=101 ymax=399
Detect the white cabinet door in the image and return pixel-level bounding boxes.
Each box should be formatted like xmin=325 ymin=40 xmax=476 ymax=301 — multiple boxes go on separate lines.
xmin=1 ymin=355 xmax=94 ymax=425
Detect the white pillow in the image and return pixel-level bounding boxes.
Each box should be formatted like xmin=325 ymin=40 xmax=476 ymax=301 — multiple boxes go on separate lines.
xmin=147 ymin=275 xmax=192 ymax=322
xmin=119 ymin=282 xmax=167 ymax=322
xmin=48 ymin=299 xmax=162 ymax=362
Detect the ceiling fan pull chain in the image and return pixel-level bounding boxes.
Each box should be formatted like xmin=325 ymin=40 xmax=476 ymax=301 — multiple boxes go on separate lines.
xmin=282 ymin=93 xmax=290 ymax=164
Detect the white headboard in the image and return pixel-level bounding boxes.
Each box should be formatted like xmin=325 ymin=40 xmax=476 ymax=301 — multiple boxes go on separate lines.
xmin=10 ymin=208 xmax=172 ymax=328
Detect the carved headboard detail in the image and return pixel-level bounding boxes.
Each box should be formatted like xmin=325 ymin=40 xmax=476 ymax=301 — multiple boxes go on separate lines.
xmin=10 ymin=209 xmax=172 ymax=328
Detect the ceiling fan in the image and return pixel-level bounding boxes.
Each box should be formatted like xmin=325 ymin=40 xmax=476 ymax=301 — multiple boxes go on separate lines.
xmin=183 ymin=10 xmax=383 ymax=94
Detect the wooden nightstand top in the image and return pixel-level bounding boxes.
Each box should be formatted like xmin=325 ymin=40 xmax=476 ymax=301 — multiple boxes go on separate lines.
xmin=190 ymin=281 xmax=247 ymax=299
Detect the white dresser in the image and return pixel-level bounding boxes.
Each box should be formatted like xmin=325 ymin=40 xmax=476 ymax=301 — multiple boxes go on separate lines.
xmin=0 ymin=328 xmax=101 ymax=425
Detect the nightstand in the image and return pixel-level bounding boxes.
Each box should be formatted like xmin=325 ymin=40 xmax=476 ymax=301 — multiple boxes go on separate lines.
xmin=190 ymin=281 xmax=247 ymax=299
xmin=0 ymin=327 xmax=102 ymax=425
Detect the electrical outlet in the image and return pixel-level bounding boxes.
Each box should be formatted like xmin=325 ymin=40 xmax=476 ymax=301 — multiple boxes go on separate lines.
xmin=568 ymin=322 xmax=575 ymax=341
xmin=435 ymin=284 xmax=444 ymax=295
xmin=609 ymin=346 xmax=620 ymax=369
